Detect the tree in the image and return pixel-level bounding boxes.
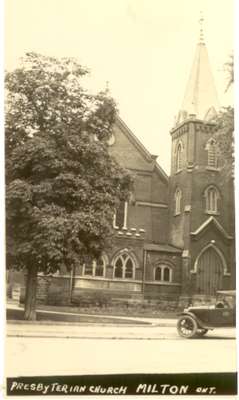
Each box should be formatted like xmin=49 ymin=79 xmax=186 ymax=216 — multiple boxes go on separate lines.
xmin=214 ymin=56 xmax=234 ymax=178
xmin=214 ymin=106 xmax=234 ymax=176
xmin=5 ymin=52 xmax=133 ymax=320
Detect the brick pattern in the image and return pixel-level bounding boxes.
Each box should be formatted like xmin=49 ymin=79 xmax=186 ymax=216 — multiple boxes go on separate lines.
xmin=169 ymin=119 xmax=235 ymax=300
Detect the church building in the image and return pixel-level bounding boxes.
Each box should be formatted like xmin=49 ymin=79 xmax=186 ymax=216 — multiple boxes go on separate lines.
xmin=57 ymin=30 xmax=235 ymax=307
xmin=9 ymin=27 xmax=235 ymax=307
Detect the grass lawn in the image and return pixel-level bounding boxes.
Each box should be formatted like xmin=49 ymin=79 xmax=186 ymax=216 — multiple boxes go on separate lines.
xmin=7 ymin=308 xmax=151 ymax=325
xmin=36 ymin=303 xmax=178 ymax=319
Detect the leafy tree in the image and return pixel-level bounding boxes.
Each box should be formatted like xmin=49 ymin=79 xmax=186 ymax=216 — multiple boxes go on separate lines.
xmin=215 ymin=106 xmax=234 ymax=177
xmin=214 ymin=55 xmax=234 ymax=178
xmin=5 ymin=52 xmax=133 ymax=320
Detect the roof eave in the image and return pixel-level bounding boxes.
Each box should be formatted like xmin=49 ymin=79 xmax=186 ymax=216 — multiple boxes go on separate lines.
xmin=115 ymin=115 xmax=169 ymax=182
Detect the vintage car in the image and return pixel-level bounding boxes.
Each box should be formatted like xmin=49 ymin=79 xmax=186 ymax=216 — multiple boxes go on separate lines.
xmin=177 ymin=290 xmax=236 ymax=338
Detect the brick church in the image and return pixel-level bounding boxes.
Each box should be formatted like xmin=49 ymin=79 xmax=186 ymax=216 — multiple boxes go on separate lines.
xmin=61 ymin=33 xmax=235 ymax=306
xmin=8 ymin=31 xmax=235 ymax=307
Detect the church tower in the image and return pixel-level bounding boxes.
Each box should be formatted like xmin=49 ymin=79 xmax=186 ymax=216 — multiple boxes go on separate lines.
xmin=168 ymin=17 xmax=235 ymax=303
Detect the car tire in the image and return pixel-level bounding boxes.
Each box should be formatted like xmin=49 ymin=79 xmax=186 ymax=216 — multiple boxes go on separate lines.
xmin=177 ymin=315 xmax=198 ymax=338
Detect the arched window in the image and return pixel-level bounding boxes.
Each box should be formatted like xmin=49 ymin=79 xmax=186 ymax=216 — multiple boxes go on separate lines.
xmin=113 ymin=201 xmax=128 ymax=229
xmin=204 ymin=186 xmax=220 ymax=214
xmin=125 ymin=258 xmax=134 ymax=278
xmin=154 ymin=264 xmax=173 ymax=282
xmin=163 ymin=267 xmax=170 ymax=282
xmin=175 ymin=142 xmax=183 ymax=172
xmin=174 ymin=188 xmax=182 ymax=215
xmin=94 ymin=258 xmax=105 ymax=277
xmin=155 ymin=267 xmax=162 ymax=281
xmin=84 ymin=261 xmax=93 ymax=276
xmin=206 ymin=138 xmax=217 ymax=168
xmin=113 ymin=253 xmax=136 ymax=279
xmin=114 ymin=257 xmax=123 ymax=278
xmin=83 ymin=256 xmax=106 ymax=277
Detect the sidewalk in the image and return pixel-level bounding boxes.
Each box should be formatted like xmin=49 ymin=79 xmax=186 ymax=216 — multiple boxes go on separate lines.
xmin=7 ymin=322 xmax=177 ymax=339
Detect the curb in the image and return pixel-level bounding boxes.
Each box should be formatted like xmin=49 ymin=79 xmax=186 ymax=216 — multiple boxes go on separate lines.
xmin=7 ymin=319 xmax=176 ymax=326
xmin=7 ymin=334 xmax=177 ymax=340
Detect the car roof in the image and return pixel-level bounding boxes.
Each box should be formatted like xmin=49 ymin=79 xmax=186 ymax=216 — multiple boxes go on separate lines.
xmin=217 ymin=290 xmax=236 ymax=296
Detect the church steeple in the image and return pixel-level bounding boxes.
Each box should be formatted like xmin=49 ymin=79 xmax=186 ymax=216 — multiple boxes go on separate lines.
xmin=177 ymin=14 xmax=219 ymax=124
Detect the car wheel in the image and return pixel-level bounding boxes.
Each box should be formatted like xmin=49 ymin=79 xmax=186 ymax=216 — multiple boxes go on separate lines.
xmin=177 ymin=315 xmax=198 ymax=338
xmin=196 ymin=329 xmax=208 ymax=337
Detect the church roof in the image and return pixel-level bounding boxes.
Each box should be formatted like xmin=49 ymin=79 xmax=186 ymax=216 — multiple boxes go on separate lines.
xmin=177 ymin=39 xmax=220 ymax=124
xmin=115 ymin=116 xmax=168 ymax=182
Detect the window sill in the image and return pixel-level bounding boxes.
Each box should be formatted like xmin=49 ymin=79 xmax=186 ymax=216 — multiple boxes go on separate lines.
xmin=205 ymin=211 xmax=220 ymax=216
xmin=145 ymin=280 xmax=181 ymax=286
xmin=206 ymin=166 xmax=220 ymax=172
xmin=75 ymin=275 xmax=141 ymax=283
xmin=113 ymin=277 xmax=135 ymax=280
xmin=82 ymin=274 xmax=106 ymax=279
xmin=174 ymin=212 xmax=181 ymax=217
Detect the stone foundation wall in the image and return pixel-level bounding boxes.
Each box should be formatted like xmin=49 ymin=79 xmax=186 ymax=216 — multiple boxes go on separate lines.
xmin=17 ymin=274 xmax=182 ymax=308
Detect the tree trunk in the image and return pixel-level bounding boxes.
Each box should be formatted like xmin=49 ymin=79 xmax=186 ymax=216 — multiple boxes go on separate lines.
xmin=24 ymin=265 xmax=38 ymax=320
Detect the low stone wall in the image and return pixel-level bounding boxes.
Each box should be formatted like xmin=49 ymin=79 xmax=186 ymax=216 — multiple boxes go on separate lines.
xmin=16 ymin=274 xmax=182 ymax=308
xmin=47 ymin=276 xmax=72 ymax=305
xmin=144 ymin=282 xmax=181 ymax=301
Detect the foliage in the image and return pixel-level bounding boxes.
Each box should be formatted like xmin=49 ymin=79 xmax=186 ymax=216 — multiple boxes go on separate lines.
xmin=5 ymin=52 xmax=133 ymax=277
xmin=214 ymin=106 xmax=234 ymax=177
xmin=213 ymin=55 xmax=234 ymax=178
xmin=224 ymin=54 xmax=234 ymax=93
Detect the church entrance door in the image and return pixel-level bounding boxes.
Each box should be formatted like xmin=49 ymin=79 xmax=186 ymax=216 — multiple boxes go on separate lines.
xmin=196 ymin=247 xmax=224 ymax=295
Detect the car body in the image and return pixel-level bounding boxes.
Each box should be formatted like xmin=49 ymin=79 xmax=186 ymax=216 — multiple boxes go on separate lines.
xmin=177 ymin=290 xmax=236 ymax=338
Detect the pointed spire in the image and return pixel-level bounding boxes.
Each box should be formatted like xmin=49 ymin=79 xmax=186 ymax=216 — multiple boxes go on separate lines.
xmin=176 ymin=14 xmax=220 ymax=124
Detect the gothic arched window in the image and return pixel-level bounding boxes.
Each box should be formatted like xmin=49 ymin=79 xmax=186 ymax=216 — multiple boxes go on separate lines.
xmin=94 ymin=258 xmax=105 ymax=277
xmin=164 ymin=267 xmax=170 ymax=282
xmin=174 ymin=188 xmax=182 ymax=215
xmin=154 ymin=265 xmax=173 ymax=282
xmin=113 ymin=253 xmax=136 ymax=279
xmin=114 ymin=257 xmax=123 ymax=278
xmin=175 ymin=142 xmax=183 ymax=172
xmin=206 ymin=138 xmax=217 ymax=168
xmin=83 ymin=256 xmax=106 ymax=277
xmin=204 ymin=186 xmax=220 ymax=214
xmin=155 ymin=266 xmax=162 ymax=281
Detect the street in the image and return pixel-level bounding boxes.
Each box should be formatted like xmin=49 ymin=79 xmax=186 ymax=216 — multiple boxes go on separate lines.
xmin=6 ymin=325 xmax=236 ymax=377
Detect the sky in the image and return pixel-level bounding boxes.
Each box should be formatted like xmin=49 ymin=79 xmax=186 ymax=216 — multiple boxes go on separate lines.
xmin=5 ymin=0 xmax=234 ymax=174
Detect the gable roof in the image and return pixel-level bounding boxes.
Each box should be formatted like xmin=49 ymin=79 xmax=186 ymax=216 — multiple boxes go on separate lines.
xmin=190 ymin=216 xmax=233 ymax=240
xmin=115 ymin=116 xmax=168 ymax=182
